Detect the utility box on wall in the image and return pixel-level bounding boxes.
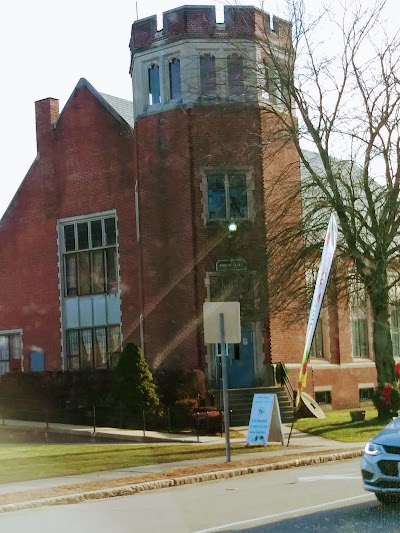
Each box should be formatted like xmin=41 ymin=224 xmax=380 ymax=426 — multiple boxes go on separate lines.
xmin=30 ymin=351 xmax=45 ymax=372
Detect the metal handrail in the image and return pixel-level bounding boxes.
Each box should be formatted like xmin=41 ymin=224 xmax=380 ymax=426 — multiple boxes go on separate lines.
xmin=276 ymin=362 xmax=295 ymax=406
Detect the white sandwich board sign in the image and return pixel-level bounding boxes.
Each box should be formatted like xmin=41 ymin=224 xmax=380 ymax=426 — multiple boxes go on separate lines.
xmin=246 ymin=394 xmax=284 ymax=446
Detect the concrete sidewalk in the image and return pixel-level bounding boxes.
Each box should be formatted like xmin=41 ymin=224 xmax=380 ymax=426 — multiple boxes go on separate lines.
xmin=0 ymin=419 xmax=365 ymax=513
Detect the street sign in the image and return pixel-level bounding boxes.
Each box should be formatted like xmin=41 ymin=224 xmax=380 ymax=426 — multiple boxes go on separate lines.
xmin=203 ymin=302 xmax=241 ymax=344
xmin=203 ymin=301 xmax=241 ymax=463
xmin=216 ymin=258 xmax=247 ymax=272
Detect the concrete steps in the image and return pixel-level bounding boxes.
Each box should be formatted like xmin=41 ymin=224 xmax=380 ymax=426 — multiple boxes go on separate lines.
xmin=209 ymin=386 xmax=294 ymax=426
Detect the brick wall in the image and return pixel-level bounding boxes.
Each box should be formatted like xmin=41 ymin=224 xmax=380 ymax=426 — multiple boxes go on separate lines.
xmin=0 ymin=85 xmax=139 ymax=370
xmin=136 ymin=104 xmax=270 ymax=370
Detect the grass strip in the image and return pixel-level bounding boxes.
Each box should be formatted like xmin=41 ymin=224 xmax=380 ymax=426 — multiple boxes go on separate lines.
xmin=294 ymin=406 xmax=386 ymax=442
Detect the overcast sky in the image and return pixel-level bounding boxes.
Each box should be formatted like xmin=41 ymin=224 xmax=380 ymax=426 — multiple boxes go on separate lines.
xmin=0 ymin=0 xmax=398 ymax=218
xmin=0 ymin=0 xmax=257 ymax=219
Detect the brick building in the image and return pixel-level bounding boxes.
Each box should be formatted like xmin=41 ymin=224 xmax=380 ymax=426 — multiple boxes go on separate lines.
xmin=0 ymin=5 xmax=383 ymax=409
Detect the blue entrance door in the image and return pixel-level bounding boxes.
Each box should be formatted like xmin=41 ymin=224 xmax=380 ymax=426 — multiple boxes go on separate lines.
xmin=227 ymin=326 xmax=255 ymax=388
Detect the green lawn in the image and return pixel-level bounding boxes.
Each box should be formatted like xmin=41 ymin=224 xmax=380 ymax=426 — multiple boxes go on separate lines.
xmin=0 ymin=432 xmax=282 ymax=484
xmin=0 ymin=407 xmax=390 ymax=484
xmin=293 ymin=406 xmax=387 ymax=442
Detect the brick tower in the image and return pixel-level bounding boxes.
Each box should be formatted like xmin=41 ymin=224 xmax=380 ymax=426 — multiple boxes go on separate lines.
xmin=130 ymin=5 xmax=303 ymax=387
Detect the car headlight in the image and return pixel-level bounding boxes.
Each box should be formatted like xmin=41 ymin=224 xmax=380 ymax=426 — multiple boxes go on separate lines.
xmin=364 ymin=441 xmax=384 ymax=456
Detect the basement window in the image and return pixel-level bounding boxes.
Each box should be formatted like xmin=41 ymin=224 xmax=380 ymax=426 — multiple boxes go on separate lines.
xmin=359 ymin=387 xmax=374 ymax=402
xmin=315 ymin=390 xmax=332 ymax=405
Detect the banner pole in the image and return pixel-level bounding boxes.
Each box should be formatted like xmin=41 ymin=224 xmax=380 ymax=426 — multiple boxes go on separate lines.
xmin=287 ymin=416 xmax=295 ymax=447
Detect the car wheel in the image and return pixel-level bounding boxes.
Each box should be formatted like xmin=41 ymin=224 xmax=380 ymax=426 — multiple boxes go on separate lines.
xmin=375 ymin=493 xmax=400 ymax=506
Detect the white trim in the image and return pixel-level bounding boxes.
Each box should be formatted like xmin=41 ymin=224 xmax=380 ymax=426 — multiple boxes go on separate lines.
xmin=0 ymin=328 xmax=23 ymax=335
xmin=358 ymin=382 xmax=375 ymax=389
xmin=58 ymin=209 xmax=116 ymax=225
xmin=314 ymin=385 xmax=332 ymax=392
xmin=285 ymin=361 xmax=376 ymax=370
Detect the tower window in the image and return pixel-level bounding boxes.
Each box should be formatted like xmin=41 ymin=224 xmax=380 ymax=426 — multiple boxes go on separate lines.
xmin=206 ymin=173 xmax=249 ymax=220
xmin=227 ymin=54 xmax=244 ymax=96
xmin=169 ymin=58 xmax=181 ymax=100
xmin=200 ymin=54 xmax=216 ymax=96
xmin=148 ymin=64 xmax=160 ymax=105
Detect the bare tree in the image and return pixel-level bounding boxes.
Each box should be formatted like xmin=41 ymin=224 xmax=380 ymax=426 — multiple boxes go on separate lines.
xmin=247 ymin=0 xmax=400 ymax=390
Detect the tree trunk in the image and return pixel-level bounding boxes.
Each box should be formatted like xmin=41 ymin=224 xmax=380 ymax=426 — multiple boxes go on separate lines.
xmin=370 ymin=297 xmax=395 ymax=387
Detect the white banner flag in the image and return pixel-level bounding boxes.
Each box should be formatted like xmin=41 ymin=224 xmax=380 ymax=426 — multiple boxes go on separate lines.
xmin=296 ymin=213 xmax=338 ymax=406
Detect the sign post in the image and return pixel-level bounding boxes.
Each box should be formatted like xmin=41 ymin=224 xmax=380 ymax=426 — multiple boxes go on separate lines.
xmin=219 ymin=313 xmax=231 ymax=462
xmin=203 ymin=302 xmax=241 ymax=463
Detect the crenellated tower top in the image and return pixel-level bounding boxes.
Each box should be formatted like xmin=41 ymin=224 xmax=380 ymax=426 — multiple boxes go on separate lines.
xmin=130 ymin=5 xmax=290 ymax=51
xmin=129 ymin=5 xmax=291 ymax=122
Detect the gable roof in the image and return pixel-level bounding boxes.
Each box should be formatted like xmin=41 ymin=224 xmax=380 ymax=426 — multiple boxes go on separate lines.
xmin=100 ymin=92 xmax=134 ymax=128
xmin=60 ymin=78 xmax=134 ymax=129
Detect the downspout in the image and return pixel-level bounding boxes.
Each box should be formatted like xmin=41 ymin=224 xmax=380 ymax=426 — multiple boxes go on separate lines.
xmin=186 ymin=108 xmax=203 ymax=368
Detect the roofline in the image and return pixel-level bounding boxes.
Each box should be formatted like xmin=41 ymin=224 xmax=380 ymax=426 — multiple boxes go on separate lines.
xmin=58 ymin=78 xmax=133 ymax=130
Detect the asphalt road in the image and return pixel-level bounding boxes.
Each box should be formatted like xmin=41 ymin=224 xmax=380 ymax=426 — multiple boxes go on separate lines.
xmin=0 ymin=458 xmax=399 ymax=533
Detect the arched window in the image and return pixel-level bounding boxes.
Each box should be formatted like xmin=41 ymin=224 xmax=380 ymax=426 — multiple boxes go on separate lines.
xmin=169 ymin=58 xmax=181 ymax=100
xmin=148 ymin=64 xmax=160 ymax=105
xmin=200 ymin=54 xmax=216 ymax=96
xmin=227 ymin=54 xmax=244 ymax=96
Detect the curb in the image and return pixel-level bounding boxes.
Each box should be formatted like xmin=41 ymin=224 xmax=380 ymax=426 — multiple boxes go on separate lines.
xmin=0 ymin=449 xmax=364 ymax=514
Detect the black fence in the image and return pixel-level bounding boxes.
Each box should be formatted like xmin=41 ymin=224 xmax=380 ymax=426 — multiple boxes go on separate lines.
xmin=0 ymin=396 xmax=224 ymax=437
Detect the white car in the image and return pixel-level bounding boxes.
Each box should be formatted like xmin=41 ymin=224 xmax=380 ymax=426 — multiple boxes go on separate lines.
xmin=362 ymin=416 xmax=400 ymax=505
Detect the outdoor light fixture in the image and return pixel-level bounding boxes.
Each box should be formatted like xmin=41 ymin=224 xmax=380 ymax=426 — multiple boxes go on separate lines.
xmin=228 ymin=221 xmax=237 ymax=233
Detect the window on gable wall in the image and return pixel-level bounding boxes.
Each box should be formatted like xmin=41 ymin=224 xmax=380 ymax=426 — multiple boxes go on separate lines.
xmin=148 ymin=64 xmax=160 ymax=105
xmin=66 ymin=325 xmax=121 ymax=370
xmin=227 ymin=54 xmax=244 ymax=96
xmin=62 ymin=215 xmax=118 ymax=297
xmin=0 ymin=332 xmax=22 ymax=374
xmin=169 ymin=58 xmax=181 ymax=100
xmin=206 ymin=173 xmax=249 ymax=221
xmin=200 ymin=54 xmax=216 ymax=96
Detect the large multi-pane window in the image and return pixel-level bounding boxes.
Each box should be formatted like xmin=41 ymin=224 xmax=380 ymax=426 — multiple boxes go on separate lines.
xmin=391 ymin=305 xmax=400 ymax=357
xmin=209 ymin=273 xmax=254 ymax=313
xmin=350 ymin=277 xmax=369 ymax=357
xmin=62 ymin=215 xmax=118 ymax=297
xmin=66 ymin=325 xmax=121 ymax=370
xmin=227 ymin=54 xmax=244 ymax=96
xmin=148 ymin=64 xmax=160 ymax=105
xmin=200 ymin=54 xmax=216 ymax=96
xmin=310 ymin=318 xmax=324 ymax=358
xmin=206 ymin=173 xmax=249 ymax=221
xmin=0 ymin=332 xmax=22 ymax=373
xmin=169 ymin=58 xmax=181 ymax=100
xmin=352 ymin=318 xmax=369 ymax=357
